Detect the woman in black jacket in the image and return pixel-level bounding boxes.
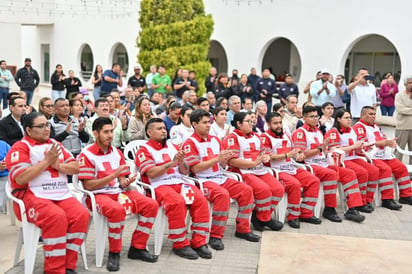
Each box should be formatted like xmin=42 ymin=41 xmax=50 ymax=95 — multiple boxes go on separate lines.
xmin=50 ymin=64 xmax=66 ymax=102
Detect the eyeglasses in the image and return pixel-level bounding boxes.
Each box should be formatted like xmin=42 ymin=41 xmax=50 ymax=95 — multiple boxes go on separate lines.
xmin=43 ymin=104 xmax=54 ymax=108
xmin=243 ymin=119 xmax=253 ymax=124
xmin=305 ymin=115 xmax=319 ymax=119
xmin=31 ymin=122 xmax=51 ymax=130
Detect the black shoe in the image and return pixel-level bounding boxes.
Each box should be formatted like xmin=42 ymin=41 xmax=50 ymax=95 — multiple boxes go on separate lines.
xmin=264 ymin=219 xmax=284 ymax=231
xmin=382 ymin=199 xmax=402 ymax=210
xmin=234 ymin=231 xmax=260 ymax=242
xmin=251 ymin=210 xmax=265 ymax=231
xmin=299 ymin=216 xmax=322 ymax=225
xmin=173 ymin=246 xmax=199 ymax=260
xmin=107 ymin=252 xmax=120 ymax=272
xmin=209 ymin=237 xmax=224 ymax=250
xmin=66 ymin=270 xmax=77 ymax=274
xmin=287 ymin=218 xmax=300 ymax=229
xmin=399 ymin=196 xmax=412 ymax=205
xmin=127 ymin=246 xmax=158 ymax=263
xmin=322 ymin=207 xmax=342 ymax=223
xmin=344 ymin=208 xmax=365 ymax=223
xmin=357 ymin=204 xmax=373 ymax=213
xmin=194 ymin=245 xmax=212 ymax=259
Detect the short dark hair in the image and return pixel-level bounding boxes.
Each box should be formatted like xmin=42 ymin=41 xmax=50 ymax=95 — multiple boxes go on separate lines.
xmin=322 ymin=102 xmax=334 ymax=109
xmin=213 ymin=106 xmax=226 ymax=116
xmin=95 ymin=98 xmax=108 ymax=108
xmin=92 ymin=117 xmax=112 ymax=132
xmin=112 ymin=63 xmax=120 ymax=69
xmin=145 ymin=118 xmax=165 ymax=138
xmin=267 ymin=112 xmax=282 ymax=123
xmin=54 ymin=98 xmax=67 ymax=105
xmin=169 ymin=102 xmax=182 ymax=112
xmin=190 ymin=109 xmax=210 ymax=125
xmin=0 ymin=60 xmax=6 ymax=65
xmin=7 ymin=92 xmax=20 ymax=101
xmin=232 ymin=111 xmax=248 ymax=129
xmin=10 ymin=96 xmax=24 ymax=106
xmin=361 ymin=106 xmax=375 ymax=115
xmin=197 ymin=97 xmax=208 ymax=106
xmin=302 ymin=106 xmax=318 ymax=116
xmin=23 ymin=112 xmax=45 ymax=134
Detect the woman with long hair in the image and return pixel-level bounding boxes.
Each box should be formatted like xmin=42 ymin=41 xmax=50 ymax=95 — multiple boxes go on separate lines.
xmin=215 ymin=73 xmax=235 ymax=99
xmin=50 ymin=64 xmax=66 ymax=102
xmin=92 ymin=64 xmax=103 ymax=101
xmin=169 ymin=105 xmax=194 ymax=146
xmin=325 ymin=108 xmax=379 ymax=213
xmin=128 ymin=96 xmax=155 ymax=140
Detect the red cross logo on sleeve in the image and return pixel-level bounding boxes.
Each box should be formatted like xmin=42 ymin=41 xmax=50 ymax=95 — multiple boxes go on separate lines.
xmin=276 ymin=140 xmax=292 ymax=162
xmin=243 ymin=142 xmax=260 ymax=161
xmin=201 ymin=147 xmax=219 ymax=172
xmin=97 ymin=162 xmax=116 ymax=186
xmin=162 ymin=154 xmax=175 ymax=174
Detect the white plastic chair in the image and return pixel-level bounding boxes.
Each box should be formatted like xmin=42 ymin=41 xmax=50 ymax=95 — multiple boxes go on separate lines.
xmin=123 ymin=140 xmax=147 ymax=174
xmin=72 ymin=175 xmax=141 ymax=267
xmin=5 ymin=181 xmax=88 ymax=274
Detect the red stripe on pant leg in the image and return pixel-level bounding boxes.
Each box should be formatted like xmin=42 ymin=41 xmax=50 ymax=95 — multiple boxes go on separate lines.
xmin=242 ymin=173 xmax=272 ymax=222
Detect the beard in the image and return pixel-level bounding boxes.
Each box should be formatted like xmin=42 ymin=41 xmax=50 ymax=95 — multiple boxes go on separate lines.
xmin=271 ymin=128 xmax=283 ymax=137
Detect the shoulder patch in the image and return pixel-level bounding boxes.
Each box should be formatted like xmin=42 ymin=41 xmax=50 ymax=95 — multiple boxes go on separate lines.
xmin=297 ymin=132 xmax=303 ymax=139
xmin=228 ymin=138 xmax=234 ymax=146
xmin=11 ymin=151 xmax=19 ymax=163
xmin=78 ymin=156 xmax=85 ymax=167
xmin=138 ymin=152 xmax=146 ymax=162
xmin=184 ymin=145 xmax=191 ymax=153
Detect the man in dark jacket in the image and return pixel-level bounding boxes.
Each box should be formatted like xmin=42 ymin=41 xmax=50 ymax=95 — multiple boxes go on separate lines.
xmin=0 ymin=96 xmax=27 ymax=146
xmin=256 ymin=68 xmax=276 ymax=112
xmin=14 ymin=58 xmax=40 ymax=105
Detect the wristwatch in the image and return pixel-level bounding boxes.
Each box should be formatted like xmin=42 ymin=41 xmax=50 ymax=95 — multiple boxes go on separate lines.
xmin=317 ymin=146 xmax=323 ymax=152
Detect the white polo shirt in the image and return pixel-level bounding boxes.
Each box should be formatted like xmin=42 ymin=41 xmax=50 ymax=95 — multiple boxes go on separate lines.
xmin=350 ymin=83 xmax=377 ymax=118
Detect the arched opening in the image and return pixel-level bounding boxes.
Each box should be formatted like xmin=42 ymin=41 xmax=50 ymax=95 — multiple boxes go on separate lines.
xmin=261 ymin=38 xmax=302 ymax=82
xmin=207 ymin=40 xmax=228 ymax=74
xmin=344 ymin=34 xmax=401 ymax=85
xmin=111 ymin=43 xmax=129 ymax=74
xmin=79 ymin=44 xmax=94 ymax=81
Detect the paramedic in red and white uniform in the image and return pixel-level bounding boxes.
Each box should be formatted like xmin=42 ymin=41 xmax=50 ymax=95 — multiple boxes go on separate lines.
xmin=6 ymin=112 xmax=89 ymax=274
xmin=183 ymin=109 xmax=259 ymax=251
xmin=78 ymin=117 xmax=158 ymax=272
xmin=292 ymin=106 xmax=365 ymax=223
xmin=353 ymin=106 xmax=412 ymax=210
xmin=135 ymin=118 xmax=212 ymax=260
xmin=223 ymin=111 xmax=284 ymax=232
xmin=325 ymin=109 xmax=378 ymax=213
xmin=261 ymin=112 xmax=321 ymax=229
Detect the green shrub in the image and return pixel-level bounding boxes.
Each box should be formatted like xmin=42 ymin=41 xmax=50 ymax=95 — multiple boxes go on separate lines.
xmin=137 ymin=0 xmax=214 ymax=96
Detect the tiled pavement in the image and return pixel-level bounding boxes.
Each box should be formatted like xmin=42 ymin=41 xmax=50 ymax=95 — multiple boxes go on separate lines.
xmin=4 ymin=197 xmax=412 ymax=274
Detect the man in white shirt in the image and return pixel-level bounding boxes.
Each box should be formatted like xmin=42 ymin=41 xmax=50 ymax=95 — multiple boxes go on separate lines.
xmin=347 ymin=68 xmax=377 ymax=122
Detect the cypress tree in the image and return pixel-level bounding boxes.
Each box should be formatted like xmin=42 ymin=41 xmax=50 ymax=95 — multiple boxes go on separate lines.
xmin=137 ymin=0 xmax=214 ymax=95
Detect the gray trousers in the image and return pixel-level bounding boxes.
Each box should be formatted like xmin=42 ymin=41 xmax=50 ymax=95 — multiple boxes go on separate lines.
xmin=395 ymin=129 xmax=412 ymax=164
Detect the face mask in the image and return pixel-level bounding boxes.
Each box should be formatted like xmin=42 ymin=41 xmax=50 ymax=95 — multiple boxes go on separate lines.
xmin=84 ymin=95 xmax=89 ymax=101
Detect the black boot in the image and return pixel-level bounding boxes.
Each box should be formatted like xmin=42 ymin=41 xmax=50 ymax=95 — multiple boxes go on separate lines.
xmin=251 ymin=210 xmax=265 ymax=231
xmin=209 ymin=237 xmax=224 ymax=250
xmin=382 ymin=199 xmax=402 ymax=210
xmin=322 ymin=207 xmax=342 ymax=223
xmin=107 ymin=252 xmax=120 ymax=272
xmin=127 ymin=246 xmax=158 ymax=262
xmin=344 ymin=208 xmax=365 ymax=223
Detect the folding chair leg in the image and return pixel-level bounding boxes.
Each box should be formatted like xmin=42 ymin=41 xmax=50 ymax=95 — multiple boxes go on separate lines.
xmin=14 ymin=227 xmax=23 ymax=266
xmin=23 ymin=223 xmax=41 ymax=274
xmin=80 ymin=241 xmax=88 ymax=270
xmin=337 ymin=184 xmax=348 ymax=212
xmin=93 ymin=213 xmax=108 ymax=267
xmin=314 ymin=187 xmax=324 ymax=218
xmin=275 ymin=194 xmax=287 ymax=224
xmin=154 ymin=207 xmax=167 ymax=256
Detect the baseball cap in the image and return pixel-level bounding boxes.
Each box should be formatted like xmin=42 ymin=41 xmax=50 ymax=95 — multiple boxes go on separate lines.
xmin=320 ymin=68 xmax=330 ymax=75
xmin=134 ymin=64 xmax=142 ymax=70
xmin=24 ymin=57 xmax=32 ymax=62
xmin=79 ymin=87 xmax=89 ymax=95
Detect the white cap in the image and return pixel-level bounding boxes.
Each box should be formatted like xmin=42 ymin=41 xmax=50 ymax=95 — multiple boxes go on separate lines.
xmin=320 ymin=68 xmax=330 ymax=75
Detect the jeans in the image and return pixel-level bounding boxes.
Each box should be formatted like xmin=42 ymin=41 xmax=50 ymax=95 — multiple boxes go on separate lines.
xmin=93 ymin=86 xmax=101 ymax=101
xmin=22 ymin=90 xmax=34 ymax=105
xmin=0 ymin=87 xmax=9 ymax=109
xmin=51 ymin=89 xmax=67 ymax=103
xmin=380 ymin=105 xmax=395 ymax=116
